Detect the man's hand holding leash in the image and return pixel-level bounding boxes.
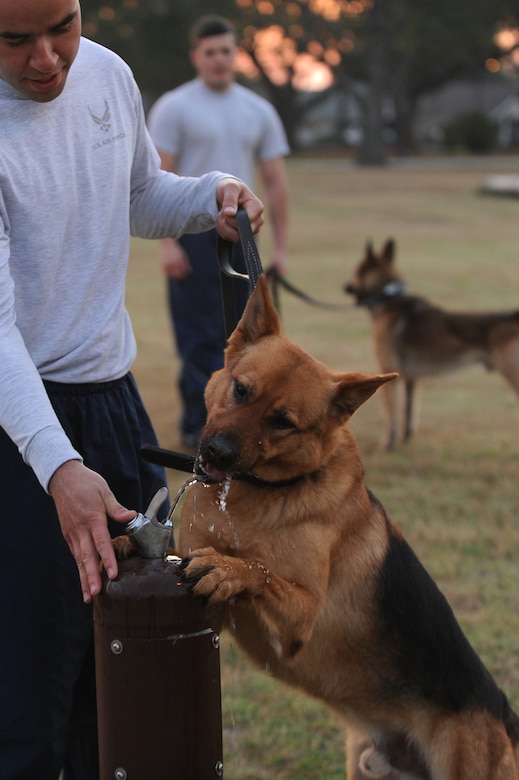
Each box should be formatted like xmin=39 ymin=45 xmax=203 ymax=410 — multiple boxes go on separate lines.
xmin=216 ymin=177 xmax=264 ymax=241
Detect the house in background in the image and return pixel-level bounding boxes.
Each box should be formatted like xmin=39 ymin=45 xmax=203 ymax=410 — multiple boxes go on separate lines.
xmin=488 ymin=94 xmax=519 ymax=147
xmin=294 ymin=88 xmax=394 ymax=149
xmin=414 ymin=78 xmax=519 ymax=149
xmin=293 ymin=77 xmax=519 ymax=152
xmin=294 ymin=89 xmax=362 ymax=148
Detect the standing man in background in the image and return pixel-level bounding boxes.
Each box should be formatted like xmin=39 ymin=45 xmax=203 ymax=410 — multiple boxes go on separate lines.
xmin=148 ymin=15 xmax=290 ymax=450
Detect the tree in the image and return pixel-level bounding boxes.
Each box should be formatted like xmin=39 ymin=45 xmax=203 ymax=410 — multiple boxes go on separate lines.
xmin=232 ymin=1 xmax=366 ymax=150
xmin=372 ymin=0 xmax=505 ymax=155
xmin=81 ymin=1 xmax=519 ymax=157
xmin=81 ymin=0 xmax=237 ymax=103
xmin=231 ymin=0 xmax=515 ymax=160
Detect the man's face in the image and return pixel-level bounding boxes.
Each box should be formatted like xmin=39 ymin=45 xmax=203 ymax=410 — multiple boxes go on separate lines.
xmin=191 ymin=32 xmax=236 ymax=92
xmin=0 ymin=0 xmax=81 ymax=102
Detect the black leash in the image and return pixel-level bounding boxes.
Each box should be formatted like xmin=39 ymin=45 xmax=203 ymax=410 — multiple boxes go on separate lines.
xmin=267 ymin=268 xmax=355 ymax=311
xmin=141 ymin=208 xmax=264 ymax=474
xmin=141 ymin=212 xmax=354 ymax=475
xmin=217 ymin=207 xmax=264 ymax=338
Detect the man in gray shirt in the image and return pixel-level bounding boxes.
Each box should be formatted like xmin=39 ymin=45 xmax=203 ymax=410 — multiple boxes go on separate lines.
xmin=148 ymin=15 xmax=290 ymax=449
xmin=0 ymin=2 xmax=263 ymax=777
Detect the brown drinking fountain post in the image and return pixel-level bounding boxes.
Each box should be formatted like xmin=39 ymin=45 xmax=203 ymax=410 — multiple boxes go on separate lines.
xmin=93 ymin=487 xmax=224 ymax=779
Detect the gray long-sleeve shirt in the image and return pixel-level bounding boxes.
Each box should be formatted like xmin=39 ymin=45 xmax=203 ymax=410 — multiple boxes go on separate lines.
xmin=0 ymin=37 xmax=226 ymax=489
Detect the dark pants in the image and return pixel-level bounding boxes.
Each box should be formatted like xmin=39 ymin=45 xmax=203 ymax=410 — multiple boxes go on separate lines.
xmin=168 ymin=230 xmax=249 ymax=439
xmin=0 ymin=373 xmax=168 ymax=780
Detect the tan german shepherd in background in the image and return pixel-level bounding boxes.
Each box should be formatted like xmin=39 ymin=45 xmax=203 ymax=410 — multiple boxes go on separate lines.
xmin=344 ymin=239 xmax=519 ymax=450
xmin=144 ymin=276 xmax=519 ymax=779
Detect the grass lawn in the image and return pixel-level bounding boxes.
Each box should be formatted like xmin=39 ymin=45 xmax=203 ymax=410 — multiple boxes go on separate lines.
xmin=126 ymin=155 xmax=519 ymax=778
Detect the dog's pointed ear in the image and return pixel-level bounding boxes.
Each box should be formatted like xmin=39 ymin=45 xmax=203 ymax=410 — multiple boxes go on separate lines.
xmin=331 ymin=372 xmax=398 ymax=421
xmin=227 ymin=274 xmax=281 ymax=354
xmin=381 ymin=239 xmax=395 ymax=265
xmin=365 ymin=240 xmax=374 ymax=260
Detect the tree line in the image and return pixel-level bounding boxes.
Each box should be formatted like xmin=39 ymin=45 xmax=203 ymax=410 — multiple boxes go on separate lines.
xmin=82 ymin=0 xmax=519 ymax=162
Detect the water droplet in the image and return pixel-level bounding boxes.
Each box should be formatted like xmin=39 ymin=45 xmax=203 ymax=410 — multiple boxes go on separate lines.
xmin=218 ymin=476 xmax=232 ymax=512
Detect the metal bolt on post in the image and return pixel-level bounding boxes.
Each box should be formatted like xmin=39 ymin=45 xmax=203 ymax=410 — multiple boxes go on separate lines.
xmin=94 ymin=487 xmax=224 ymax=779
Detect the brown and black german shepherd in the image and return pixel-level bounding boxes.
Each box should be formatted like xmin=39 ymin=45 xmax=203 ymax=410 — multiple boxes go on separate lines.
xmin=344 ymin=239 xmax=519 ymax=450
xmin=117 ymin=275 xmax=519 ymax=778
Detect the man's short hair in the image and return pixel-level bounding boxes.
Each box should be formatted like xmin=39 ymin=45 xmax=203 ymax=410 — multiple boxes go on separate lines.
xmin=190 ymin=16 xmax=236 ymax=47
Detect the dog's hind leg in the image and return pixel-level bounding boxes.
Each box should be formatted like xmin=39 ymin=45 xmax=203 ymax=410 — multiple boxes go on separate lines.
xmin=403 ymin=379 xmax=416 ymax=443
xmin=379 ymin=377 xmax=400 ymax=451
xmin=491 ymin=338 xmax=519 ymax=399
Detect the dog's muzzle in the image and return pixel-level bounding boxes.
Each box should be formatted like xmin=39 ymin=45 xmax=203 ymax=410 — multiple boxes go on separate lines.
xmin=195 ymin=432 xmax=240 ymax=483
xmin=201 ymin=432 xmax=239 ymax=469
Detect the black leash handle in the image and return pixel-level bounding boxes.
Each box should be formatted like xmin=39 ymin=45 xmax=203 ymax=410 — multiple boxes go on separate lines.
xmin=235 ymin=207 xmax=263 ymax=288
xmin=217 ymin=207 xmax=263 ymax=289
xmin=217 ymin=208 xmax=264 ymax=338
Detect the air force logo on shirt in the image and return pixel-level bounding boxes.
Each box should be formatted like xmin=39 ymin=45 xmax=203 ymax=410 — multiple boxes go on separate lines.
xmin=89 ymin=99 xmax=111 ymax=132
xmin=89 ymin=100 xmax=126 ymax=150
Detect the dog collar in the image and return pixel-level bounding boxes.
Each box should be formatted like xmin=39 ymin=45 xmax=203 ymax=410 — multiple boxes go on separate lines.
xmin=382 ymin=281 xmax=406 ymax=297
xmin=139 ymin=445 xmax=311 ymax=488
xmin=361 ymin=281 xmax=407 ymax=310
xmin=234 ymin=471 xmax=308 ymax=488
xmin=194 ymin=458 xmax=311 ymax=489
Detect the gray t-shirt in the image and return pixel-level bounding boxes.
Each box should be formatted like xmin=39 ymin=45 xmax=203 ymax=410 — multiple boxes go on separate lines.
xmin=0 ymin=38 xmax=227 ymax=489
xmin=147 ymin=79 xmax=289 ymax=186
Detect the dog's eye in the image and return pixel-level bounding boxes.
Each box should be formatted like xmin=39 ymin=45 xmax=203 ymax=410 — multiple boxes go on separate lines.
xmin=269 ymin=412 xmax=295 ymax=431
xmin=233 ymin=380 xmax=248 ymax=402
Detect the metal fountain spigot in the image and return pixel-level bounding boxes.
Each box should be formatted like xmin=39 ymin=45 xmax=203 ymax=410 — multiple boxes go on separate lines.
xmin=125 ymin=486 xmax=171 ymax=558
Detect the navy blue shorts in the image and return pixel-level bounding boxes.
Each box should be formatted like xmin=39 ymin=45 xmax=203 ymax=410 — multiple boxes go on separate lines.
xmin=0 ymin=373 xmax=168 ymax=779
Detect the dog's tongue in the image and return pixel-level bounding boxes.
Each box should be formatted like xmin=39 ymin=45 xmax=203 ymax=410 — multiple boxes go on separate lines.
xmin=200 ymin=461 xmax=230 ymax=484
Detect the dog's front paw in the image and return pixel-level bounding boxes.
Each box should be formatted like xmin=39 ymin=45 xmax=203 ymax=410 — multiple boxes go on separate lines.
xmin=112 ymin=534 xmax=138 ymax=560
xmin=181 ymin=547 xmax=269 ymax=604
xmin=99 ymin=535 xmax=137 ymax=575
